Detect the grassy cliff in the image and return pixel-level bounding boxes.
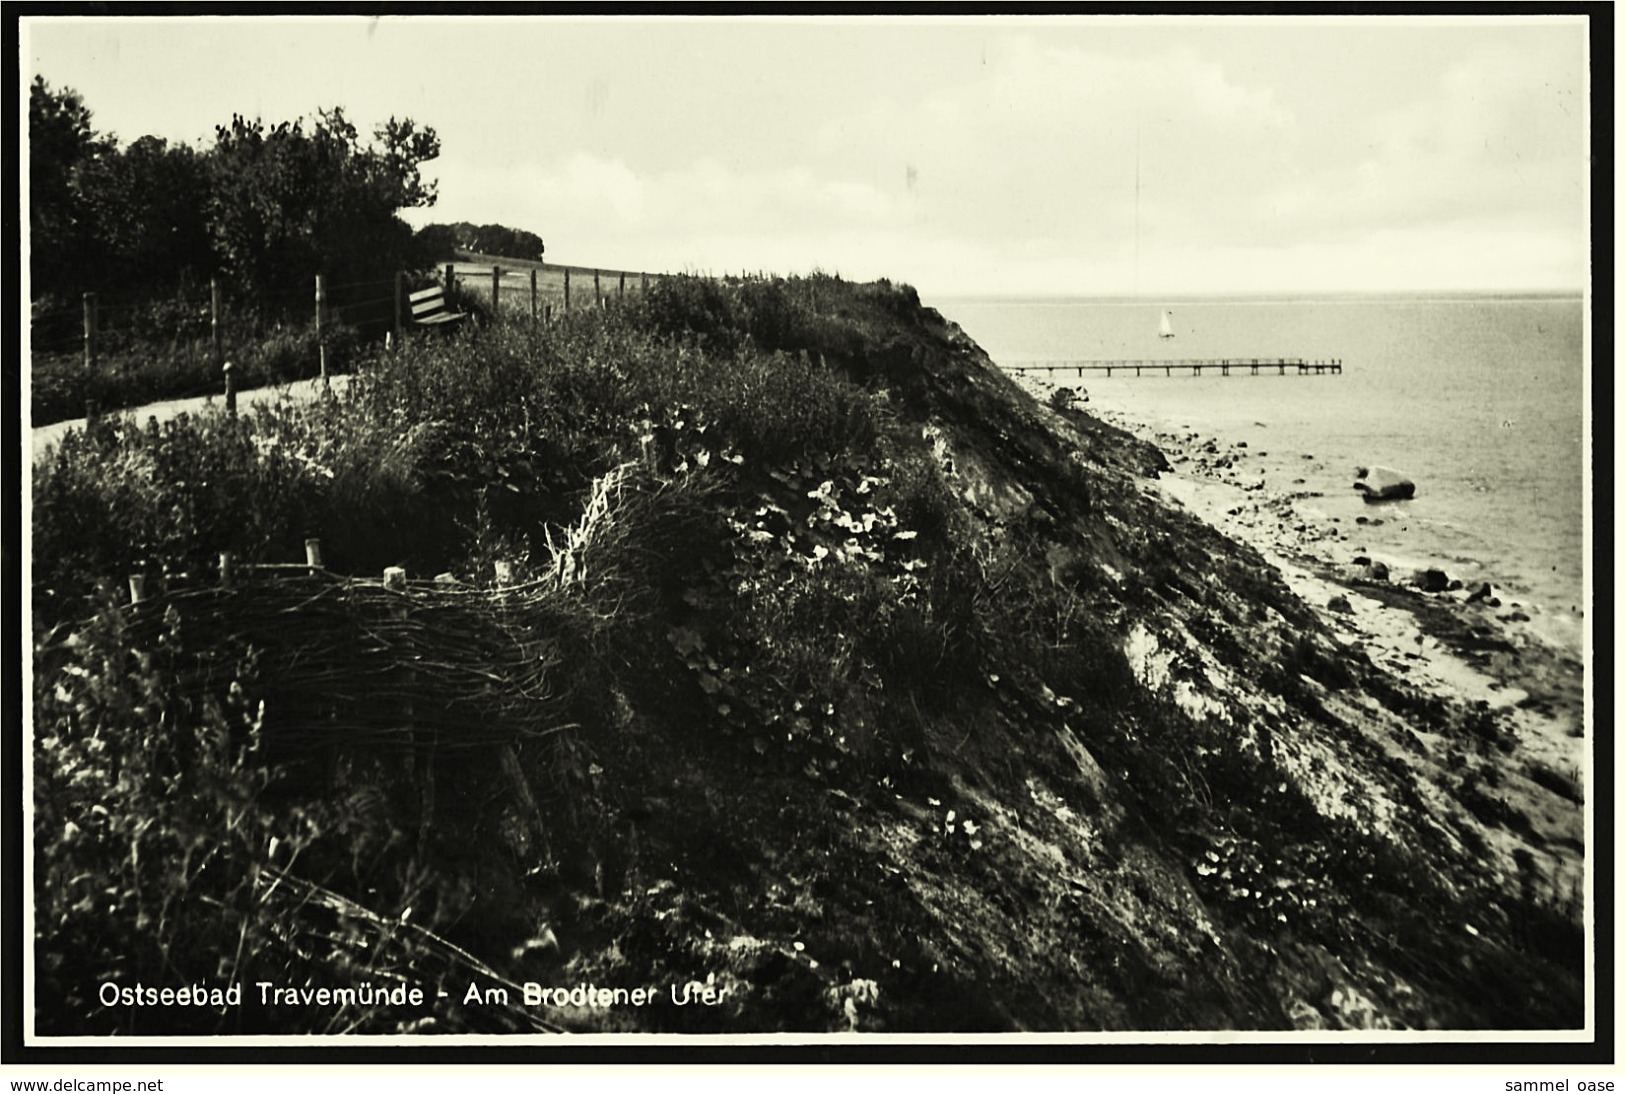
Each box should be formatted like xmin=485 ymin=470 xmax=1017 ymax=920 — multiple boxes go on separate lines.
xmin=30 ymin=274 xmax=1583 ymax=1035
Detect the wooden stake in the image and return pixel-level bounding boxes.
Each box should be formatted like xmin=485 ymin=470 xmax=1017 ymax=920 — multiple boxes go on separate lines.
xmin=564 ymin=268 xmax=571 ymax=311
xmin=82 ymin=292 xmax=97 ymax=371
xmin=210 ymin=278 xmax=221 ymax=366
xmin=492 ymin=265 xmax=502 ymax=314
xmin=530 ymin=269 xmax=538 ymax=321
xmin=315 ymin=274 xmax=328 ymax=383
xmin=394 ymin=270 xmax=405 ymax=346
xmin=381 ymin=565 xmax=432 ymax=849
xmin=305 ymin=537 xmax=324 ymax=570
xmin=223 ymin=360 xmax=236 ymax=416
xmin=128 ymin=574 xmax=147 ymax=604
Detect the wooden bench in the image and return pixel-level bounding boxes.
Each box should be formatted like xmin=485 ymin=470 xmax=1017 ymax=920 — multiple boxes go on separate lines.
xmin=407 ymin=283 xmax=468 ymax=328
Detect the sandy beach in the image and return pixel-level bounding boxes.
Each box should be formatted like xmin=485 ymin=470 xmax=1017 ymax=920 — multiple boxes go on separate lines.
xmin=1013 ymin=371 xmax=1589 ymax=897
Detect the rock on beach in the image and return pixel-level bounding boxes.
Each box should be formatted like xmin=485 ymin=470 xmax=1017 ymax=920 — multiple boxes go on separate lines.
xmin=1411 ymin=568 xmax=1452 ymax=593
xmin=1353 ymin=465 xmax=1416 ymax=502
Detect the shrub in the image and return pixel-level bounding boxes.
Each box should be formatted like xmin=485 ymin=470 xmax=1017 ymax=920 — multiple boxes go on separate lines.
xmin=32 ymin=579 xmax=574 ymax=1034
xmin=33 ymin=592 xmax=324 ymax=1033
xmin=636 ymin=275 xmax=750 ymax=352
xmin=33 ymin=409 xmax=321 ymax=623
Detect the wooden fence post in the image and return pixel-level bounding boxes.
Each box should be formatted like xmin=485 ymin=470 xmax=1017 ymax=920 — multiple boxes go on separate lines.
xmin=641 ymin=272 xmax=648 ymax=294
xmin=492 ymin=265 xmax=502 ymax=314
xmin=619 ymin=272 xmax=626 ymax=300
xmin=382 ymin=565 xmax=433 ymax=851
xmin=218 ymin=551 xmax=235 ymax=586
xmin=394 ymin=271 xmax=405 ymax=347
xmin=315 ymin=274 xmax=328 ymax=383
xmin=223 ymin=361 xmax=236 ymax=416
xmin=128 ymin=574 xmax=147 ymax=604
xmin=82 ymin=292 xmax=97 ymax=371
xmin=564 ymin=268 xmax=571 ymax=311
xmin=530 ymin=269 xmax=538 ymax=321
xmin=305 ymin=537 xmax=324 ymax=571
xmin=210 ymin=278 xmax=221 ymax=366
xmin=445 ymin=263 xmax=456 ymax=294
xmin=594 ymin=270 xmax=602 ymax=309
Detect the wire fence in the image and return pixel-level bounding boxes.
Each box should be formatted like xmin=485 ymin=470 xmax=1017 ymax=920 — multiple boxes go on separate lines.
xmin=28 ymin=257 xmax=700 ymax=426
xmin=31 ymin=278 xmax=396 ymax=361
xmin=29 ymin=272 xmax=399 ymax=425
xmin=442 ymin=256 xmax=665 ymax=322
xmin=31 ymin=258 xmax=678 ymax=368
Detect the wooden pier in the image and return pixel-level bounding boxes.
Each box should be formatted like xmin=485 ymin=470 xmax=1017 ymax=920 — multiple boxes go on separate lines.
xmin=1007 ymin=357 xmax=1342 ymax=378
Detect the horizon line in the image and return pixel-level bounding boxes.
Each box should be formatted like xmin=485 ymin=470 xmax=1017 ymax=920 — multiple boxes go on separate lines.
xmin=922 ymin=287 xmax=1588 ymax=302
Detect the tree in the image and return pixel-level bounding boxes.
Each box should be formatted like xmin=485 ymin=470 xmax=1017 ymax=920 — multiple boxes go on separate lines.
xmin=29 ymin=84 xmax=445 ymax=309
xmin=31 ymin=79 xmax=213 ymax=298
xmin=415 ymin=220 xmax=546 ymax=262
xmin=472 ymin=223 xmax=545 ymax=261
xmin=206 ymin=107 xmax=441 ymax=301
xmin=73 ymin=135 xmax=215 ymax=292
xmin=413 ymin=223 xmax=462 ymax=263
xmin=29 ymin=77 xmax=112 ymax=296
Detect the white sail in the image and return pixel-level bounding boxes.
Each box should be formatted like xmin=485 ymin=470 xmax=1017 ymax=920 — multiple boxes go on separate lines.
xmin=1158 ymin=309 xmax=1175 ymax=339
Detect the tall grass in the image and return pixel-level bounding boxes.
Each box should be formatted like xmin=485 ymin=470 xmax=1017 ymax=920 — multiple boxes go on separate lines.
xmin=30 ymin=274 xmax=986 ymax=1029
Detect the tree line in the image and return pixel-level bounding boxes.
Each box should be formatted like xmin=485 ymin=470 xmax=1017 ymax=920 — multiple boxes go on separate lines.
xmin=28 ymin=78 xmax=539 ymax=315
xmin=414 ymin=221 xmax=547 ymax=264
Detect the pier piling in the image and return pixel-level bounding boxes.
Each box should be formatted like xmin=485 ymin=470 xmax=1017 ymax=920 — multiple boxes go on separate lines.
xmin=1008 ymin=357 xmax=1341 ymax=378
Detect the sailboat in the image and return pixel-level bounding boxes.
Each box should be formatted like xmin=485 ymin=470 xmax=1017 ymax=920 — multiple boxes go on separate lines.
xmin=1158 ymin=309 xmax=1175 ymax=340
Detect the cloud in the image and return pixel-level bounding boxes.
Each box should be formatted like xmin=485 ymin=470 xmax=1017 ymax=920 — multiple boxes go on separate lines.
xmin=403 ymin=23 xmax=1587 ymax=294
xmin=806 ymin=36 xmax=1297 ymax=254
xmin=416 ymin=152 xmax=906 ymax=273
xmin=1230 ymin=37 xmax=1586 ymax=253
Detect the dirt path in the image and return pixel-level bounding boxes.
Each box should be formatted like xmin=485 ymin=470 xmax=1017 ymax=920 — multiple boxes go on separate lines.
xmin=30 ymin=375 xmax=351 ymax=464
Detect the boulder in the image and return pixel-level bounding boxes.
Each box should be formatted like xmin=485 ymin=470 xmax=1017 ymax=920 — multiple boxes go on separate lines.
xmin=1348 ymin=557 xmax=1390 ymax=583
xmin=1353 ymin=465 xmax=1416 ymax=502
xmin=1327 ymin=595 xmax=1355 ymax=615
xmin=1411 ymin=568 xmax=1451 ymax=593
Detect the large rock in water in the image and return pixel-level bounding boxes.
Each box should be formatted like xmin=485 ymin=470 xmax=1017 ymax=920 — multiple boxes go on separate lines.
xmin=1353 ymin=465 xmax=1416 ymax=502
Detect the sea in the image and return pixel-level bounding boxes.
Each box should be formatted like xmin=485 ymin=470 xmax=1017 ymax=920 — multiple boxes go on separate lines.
xmin=928 ymin=294 xmax=1591 ymax=656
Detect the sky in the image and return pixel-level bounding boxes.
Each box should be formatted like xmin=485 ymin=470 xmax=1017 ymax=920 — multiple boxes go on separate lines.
xmin=23 ymin=14 xmax=1592 ymax=298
